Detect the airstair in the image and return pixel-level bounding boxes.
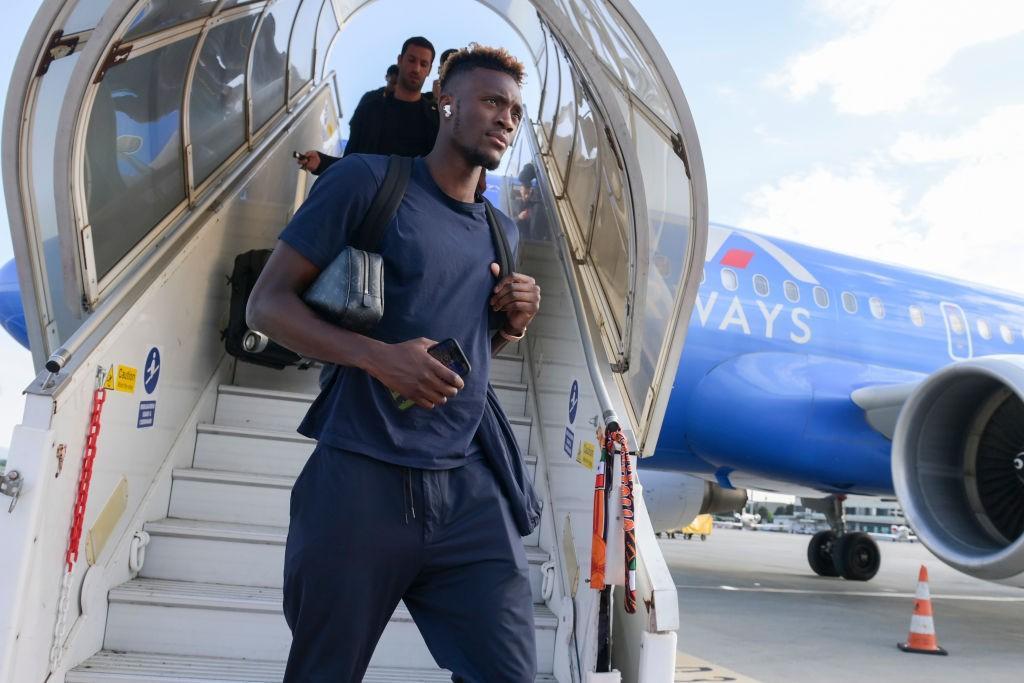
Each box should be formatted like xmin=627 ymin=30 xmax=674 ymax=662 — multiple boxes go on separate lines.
xmin=64 ymin=337 xmax=559 ymax=681
xmin=0 ymin=2 xmax=708 ymax=681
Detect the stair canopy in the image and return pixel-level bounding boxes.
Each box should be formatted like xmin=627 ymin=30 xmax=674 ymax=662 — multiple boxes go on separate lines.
xmin=5 ymin=0 xmax=706 ymax=456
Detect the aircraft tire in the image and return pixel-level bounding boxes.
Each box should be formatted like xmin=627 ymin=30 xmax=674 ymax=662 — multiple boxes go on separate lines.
xmin=832 ymin=532 xmax=880 ymax=581
xmin=807 ymin=530 xmax=840 ymax=577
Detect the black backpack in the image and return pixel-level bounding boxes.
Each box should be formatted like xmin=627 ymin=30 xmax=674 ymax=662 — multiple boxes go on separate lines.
xmin=224 ymin=155 xmax=414 ymax=370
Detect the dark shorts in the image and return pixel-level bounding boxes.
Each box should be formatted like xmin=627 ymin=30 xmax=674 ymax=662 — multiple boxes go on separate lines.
xmin=282 ymin=445 xmax=537 ymax=682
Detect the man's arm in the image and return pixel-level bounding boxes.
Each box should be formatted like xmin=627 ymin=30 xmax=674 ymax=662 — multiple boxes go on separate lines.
xmin=247 ymin=242 xmax=463 ymax=409
xmin=343 ymin=98 xmax=374 ymax=157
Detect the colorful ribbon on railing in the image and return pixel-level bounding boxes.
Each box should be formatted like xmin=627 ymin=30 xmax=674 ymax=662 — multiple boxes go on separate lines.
xmin=589 ymin=426 xmax=637 ymax=613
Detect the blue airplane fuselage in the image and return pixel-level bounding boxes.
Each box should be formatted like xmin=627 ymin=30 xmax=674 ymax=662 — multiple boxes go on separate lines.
xmin=652 ymin=225 xmax=1024 ymax=497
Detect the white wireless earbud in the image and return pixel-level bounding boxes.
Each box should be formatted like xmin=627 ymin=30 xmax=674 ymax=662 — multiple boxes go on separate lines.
xmin=443 ymin=104 xmax=452 ymax=118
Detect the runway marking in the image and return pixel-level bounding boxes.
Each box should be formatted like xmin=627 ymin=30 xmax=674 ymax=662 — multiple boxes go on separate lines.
xmin=676 ymin=651 xmax=760 ymax=682
xmin=676 ymin=584 xmax=1024 ymax=602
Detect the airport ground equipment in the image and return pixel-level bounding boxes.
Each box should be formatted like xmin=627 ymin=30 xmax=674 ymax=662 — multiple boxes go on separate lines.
xmin=0 ymin=1 xmax=708 ymax=681
xmin=897 ymin=565 xmax=948 ymax=656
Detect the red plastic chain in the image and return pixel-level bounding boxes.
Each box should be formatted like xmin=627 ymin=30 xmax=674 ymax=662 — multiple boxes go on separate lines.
xmin=64 ymin=385 xmax=107 ymax=572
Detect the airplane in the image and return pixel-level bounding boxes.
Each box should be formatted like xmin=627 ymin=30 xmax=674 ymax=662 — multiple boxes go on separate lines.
xmin=638 ymin=222 xmax=1024 ymax=585
xmin=5 ymin=218 xmax=1022 ymax=587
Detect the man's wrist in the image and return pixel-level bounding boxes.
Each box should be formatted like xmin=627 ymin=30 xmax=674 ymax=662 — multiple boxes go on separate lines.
xmin=500 ymin=322 xmax=526 ymax=341
xmin=351 ymin=337 xmax=386 ymax=378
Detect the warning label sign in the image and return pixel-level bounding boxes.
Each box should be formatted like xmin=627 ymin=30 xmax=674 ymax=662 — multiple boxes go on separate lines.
xmin=115 ymin=365 xmax=137 ymax=394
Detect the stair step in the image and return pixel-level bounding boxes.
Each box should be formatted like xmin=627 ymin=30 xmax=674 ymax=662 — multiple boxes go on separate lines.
xmin=67 ymin=651 xmax=558 ymax=682
xmin=141 ymin=517 xmax=550 ymax=602
xmin=194 ymin=416 xmax=534 ymax=478
xmin=233 ymin=354 xmax=527 ymax=392
xmin=103 ymin=579 xmax=556 ymax=673
xmin=214 ymin=380 xmax=529 ymax=433
xmin=170 ymin=456 xmax=540 ymax=532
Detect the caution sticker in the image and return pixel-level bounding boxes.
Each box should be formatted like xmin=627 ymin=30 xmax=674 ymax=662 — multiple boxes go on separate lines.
xmin=103 ymin=367 xmax=115 ymax=390
xmin=115 ymin=365 xmax=138 ymax=394
xmin=577 ymin=441 xmax=595 ymax=470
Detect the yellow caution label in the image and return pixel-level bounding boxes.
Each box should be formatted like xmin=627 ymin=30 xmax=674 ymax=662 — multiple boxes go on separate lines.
xmin=577 ymin=441 xmax=595 ymax=470
xmin=103 ymin=367 xmax=115 ymax=390
xmin=115 ymin=365 xmax=137 ymax=393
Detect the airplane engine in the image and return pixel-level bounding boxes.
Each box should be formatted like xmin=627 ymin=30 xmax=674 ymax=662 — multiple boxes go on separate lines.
xmin=639 ymin=469 xmax=748 ymax=532
xmin=892 ymin=355 xmax=1024 ymax=587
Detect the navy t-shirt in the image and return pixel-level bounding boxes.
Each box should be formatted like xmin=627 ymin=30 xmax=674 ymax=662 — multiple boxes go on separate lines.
xmin=279 ymin=155 xmax=519 ymax=470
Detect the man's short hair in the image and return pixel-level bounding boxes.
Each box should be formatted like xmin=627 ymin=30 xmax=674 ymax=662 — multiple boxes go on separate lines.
xmin=401 ymin=36 xmax=435 ymax=61
xmin=386 ymin=64 xmax=399 ymax=76
xmin=439 ymin=43 xmax=525 ymax=91
xmin=439 ymin=48 xmax=459 ymax=68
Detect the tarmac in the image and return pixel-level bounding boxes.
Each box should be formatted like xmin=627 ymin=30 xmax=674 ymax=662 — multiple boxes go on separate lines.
xmin=664 ymin=527 xmax=1024 ymax=683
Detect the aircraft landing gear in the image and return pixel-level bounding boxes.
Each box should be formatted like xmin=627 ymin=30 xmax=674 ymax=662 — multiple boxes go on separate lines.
xmin=803 ymin=495 xmax=880 ymax=581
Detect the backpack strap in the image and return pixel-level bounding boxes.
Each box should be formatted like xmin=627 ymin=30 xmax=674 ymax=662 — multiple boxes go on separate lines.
xmin=483 ymin=198 xmax=514 ymax=281
xmin=352 ymin=155 xmax=413 ymax=252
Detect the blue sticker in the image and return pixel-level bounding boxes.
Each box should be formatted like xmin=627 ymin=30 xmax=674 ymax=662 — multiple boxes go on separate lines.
xmin=563 ymin=427 xmax=575 ymax=459
xmin=137 ymin=400 xmax=156 ymax=428
xmin=568 ymin=380 xmax=579 ymax=425
xmin=144 ymin=347 xmax=160 ymax=394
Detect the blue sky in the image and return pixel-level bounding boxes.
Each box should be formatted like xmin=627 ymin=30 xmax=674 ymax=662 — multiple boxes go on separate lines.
xmin=2 ymin=0 xmax=1024 ymax=450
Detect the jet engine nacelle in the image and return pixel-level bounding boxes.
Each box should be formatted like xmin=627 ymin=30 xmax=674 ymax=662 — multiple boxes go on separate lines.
xmin=640 ymin=469 xmax=748 ymax=532
xmin=893 ymin=355 xmax=1024 ymax=587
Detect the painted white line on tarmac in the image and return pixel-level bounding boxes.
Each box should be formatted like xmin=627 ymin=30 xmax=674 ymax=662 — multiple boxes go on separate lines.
xmin=675 ymin=584 xmax=1024 ymax=602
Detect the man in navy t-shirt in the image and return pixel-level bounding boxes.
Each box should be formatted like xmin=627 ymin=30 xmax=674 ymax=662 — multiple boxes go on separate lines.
xmin=247 ymin=45 xmax=541 ymax=682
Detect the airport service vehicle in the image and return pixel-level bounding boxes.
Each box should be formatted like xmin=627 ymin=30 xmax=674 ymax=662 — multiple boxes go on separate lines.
xmin=0 ymin=2 xmax=709 ymax=681
xmin=681 ymin=514 xmax=712 ymax=541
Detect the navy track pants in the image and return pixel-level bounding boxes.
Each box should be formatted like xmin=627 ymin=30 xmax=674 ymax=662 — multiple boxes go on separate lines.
xmin=282 ymin=445 xmax=537 ymax=682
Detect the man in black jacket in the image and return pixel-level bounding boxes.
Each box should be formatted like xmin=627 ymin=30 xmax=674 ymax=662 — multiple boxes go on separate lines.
xmin=297 ymin=37 xmax=438 ymax=176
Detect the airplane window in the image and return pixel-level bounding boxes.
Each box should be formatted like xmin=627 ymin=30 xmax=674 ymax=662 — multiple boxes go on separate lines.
xmin=842 ymin=292 xmax=858 ymax=314
xmin=784 ymin=280 xmax=799 ymax=303
xmin=949 ymin=313 xmax=964 ymax=334
xmin=813 ymin=286 xmax=829 ymax=308
xmin=753 ymin=274 xmax=769 ymax=297
xmin=190 ymin=14 xmax=259 ymax=185
xmin=1000 ymin=324 xmax=1014 ymax=344
xmin=909 ymin=305 xmax=925 ymax=327
xmin=721 ymin=268 xmax=738 ymax=291
xmin=869 ymin=297 xmax=885 ymax=320
xmin=977 ymin=319 xmax=992 ymax=340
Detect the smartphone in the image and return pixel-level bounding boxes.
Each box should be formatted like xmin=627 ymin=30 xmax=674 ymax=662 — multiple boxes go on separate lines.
xmin=292 ymin=150 xmax=307 ymax=161
xmin=391 ymin=339 xmax=472 ymax=410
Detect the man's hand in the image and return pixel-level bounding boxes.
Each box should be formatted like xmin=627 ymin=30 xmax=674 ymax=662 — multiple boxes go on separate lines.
xmin=369 ymin=338 xmax=464 ymax=409
xmin=296 ymin=150 xmax=322 ymax=173
xmin=490 ymin=263 xmax=541 ymax=334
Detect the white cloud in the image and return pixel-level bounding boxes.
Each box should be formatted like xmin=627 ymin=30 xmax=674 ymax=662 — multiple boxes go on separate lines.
xmin=740 ymin=105 xmax=1024 ymax=293
xmin=769 ymin=0 xmax=1024 ymax=114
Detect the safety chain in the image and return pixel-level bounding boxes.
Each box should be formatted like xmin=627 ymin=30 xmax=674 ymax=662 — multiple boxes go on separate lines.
xmin=589 ymin=427 xmax=638 ymax=614
xmin=48 ymin=370 xmax=107 ymax=674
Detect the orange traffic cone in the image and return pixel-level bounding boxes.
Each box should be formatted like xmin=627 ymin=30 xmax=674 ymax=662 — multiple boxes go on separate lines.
xmin=898 ymin=564 xmax=948 ymax=655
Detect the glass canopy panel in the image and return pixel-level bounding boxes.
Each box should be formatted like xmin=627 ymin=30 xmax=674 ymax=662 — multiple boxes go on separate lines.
xmin=564 ymin=85 xmax=600 ymax=245
xmin=30 ymin=54 xmax=84 ymax=342
xmin=63 ymin=0 xmax=110 ymax=34
xmin=626 ymin=111 xmax=692 ymax=424
xmin=584 ymin=0 xmax=675 ymax=129
xmin=288 ymin=0 xmax=323 ymax=96
xmin=84 ymin=36 xmax=198 ymax=279
xmin=251 ymin=0 xmax=302 ymax=132
xmin=537 ymin=33 xmax=562 ymax=156
xmin=190 ymin=14 xmax=259 ymax=184
xmin=548 ymin=55 xmax=576 ymax=182
xmin=314 ymin=0 xmax=339 ymax=80
xmin=564 ymin=0 xmax=622 ymax=81
xmin=587 ymin=141 xmax=630 ymax=341
xmin=122 ymin=0 xmax=218 ymax=40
